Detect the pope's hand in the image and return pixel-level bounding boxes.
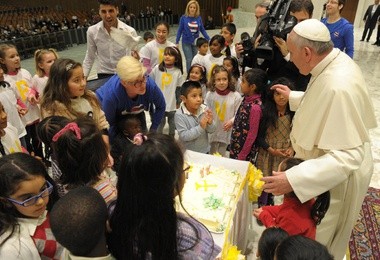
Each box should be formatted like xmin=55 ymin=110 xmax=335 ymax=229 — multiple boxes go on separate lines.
xmin=270 ymin=84 xmax=291 ymax=99
xmin=261 ymin=171 xmax=293 ymax=195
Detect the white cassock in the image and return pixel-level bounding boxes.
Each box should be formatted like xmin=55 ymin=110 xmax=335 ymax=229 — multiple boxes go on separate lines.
xmin=286 ymin=48 xmax=377 ymax=260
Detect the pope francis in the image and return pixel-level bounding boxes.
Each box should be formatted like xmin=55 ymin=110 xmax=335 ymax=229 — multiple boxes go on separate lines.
xmin=262 ymin=19 xmax=377 ymax=259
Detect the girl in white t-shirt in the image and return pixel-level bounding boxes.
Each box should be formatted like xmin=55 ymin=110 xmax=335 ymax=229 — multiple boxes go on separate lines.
xmin=139 ymin=21 xmax=175 ymax=74
xmin=205 ymin=65 xmax=242 ymax=156
xmin=191 ymin=35 xmax=229 ymax=81
xmin=31 ymin=48 xmax=58 ymax=105
xmin=0 ymin=43 xmax=42 ymax=157
xmin=150 ymin=46 xmax=184 ymax=137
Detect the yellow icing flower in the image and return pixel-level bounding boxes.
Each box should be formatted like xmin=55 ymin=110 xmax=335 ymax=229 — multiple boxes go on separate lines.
xmin=247 ymin=163 xmax=264 ymax=202
xmin=222 ymin=243 xmax=241 ymax=260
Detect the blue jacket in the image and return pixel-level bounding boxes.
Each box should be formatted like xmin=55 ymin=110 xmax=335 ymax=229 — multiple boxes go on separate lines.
xmin=96 ymin=75 xmax=165 ymax=138
xmin=176 ymin=15 xmax=210 ymax=45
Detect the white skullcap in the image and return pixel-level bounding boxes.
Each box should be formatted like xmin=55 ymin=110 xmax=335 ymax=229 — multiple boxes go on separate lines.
xmin=293 ymin=19 xmax=331 ymax=42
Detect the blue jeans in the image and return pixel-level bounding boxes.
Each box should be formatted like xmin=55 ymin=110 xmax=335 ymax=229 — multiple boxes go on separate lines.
xmin=182 ymin=43 xmax=197 ymax=73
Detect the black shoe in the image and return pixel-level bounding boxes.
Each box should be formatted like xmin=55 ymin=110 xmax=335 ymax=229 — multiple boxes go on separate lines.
xmin=373 ymin=42 xmax=379 ymax=45
xmin=360 ymin=39 xmax=364 ymax=41
xmin=366 ymin=39 xmax=369 ymax=42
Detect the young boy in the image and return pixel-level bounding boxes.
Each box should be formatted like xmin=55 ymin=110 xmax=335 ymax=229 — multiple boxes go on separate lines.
xmin=143 ymin=31 xmax=154 ymax=43
xmin=174 ymin=81 xmax=215 ymax=153
xmin=191 ymin=37 xmax=209 ymax=65
xmin=50 ymin=186 xmax=115 ymax=259
xmin=221 ymin=23 xmax=237 ymax=57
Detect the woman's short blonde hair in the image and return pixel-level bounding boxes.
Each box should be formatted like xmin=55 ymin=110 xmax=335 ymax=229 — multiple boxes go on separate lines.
xmin=116 ymin=56 xmax=147 ymax=82
xmin=185 ymin=0 xmax=200 ymax=17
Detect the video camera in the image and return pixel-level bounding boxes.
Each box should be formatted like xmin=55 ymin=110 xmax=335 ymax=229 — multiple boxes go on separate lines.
xmin=241 ymin=0 xmax=297 ymax=61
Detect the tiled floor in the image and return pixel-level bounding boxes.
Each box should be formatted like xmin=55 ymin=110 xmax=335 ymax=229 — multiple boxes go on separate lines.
xmin=20 ymin=24 xmax=380 ymax=259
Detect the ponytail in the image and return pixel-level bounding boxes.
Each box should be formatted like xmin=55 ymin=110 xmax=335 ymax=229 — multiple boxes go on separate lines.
xmin=311 ymin=191 xmax=330 ymax=225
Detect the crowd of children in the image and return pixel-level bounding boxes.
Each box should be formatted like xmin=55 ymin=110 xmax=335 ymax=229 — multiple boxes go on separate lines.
xmin=0 ymin=10 xmax=337 ymax=258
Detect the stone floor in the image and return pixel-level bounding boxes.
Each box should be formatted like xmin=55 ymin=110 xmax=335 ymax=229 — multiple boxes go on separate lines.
xmin=20 ymin=24 xmax=380 ymax=259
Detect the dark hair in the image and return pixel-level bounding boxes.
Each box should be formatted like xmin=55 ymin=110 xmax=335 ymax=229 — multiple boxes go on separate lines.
xmin=0 ymin=43 xmax=17 ymax=74
xmin=41 ymin=58 xmax=101 ymax=118
xmin=338 ymin=0 xmax=345 ymax=12
xmin=52 ymin=117 xmax=108 ymax=188
xmin=155 ymin=21 xmax=170 ymax=33
xmin=279 ymin=158 xmax=330 ymax=225
xmin=159 ymin=46 xmax=183 ymax=74
xmin=209 ymin=35 xmax=230 ymax=57
xmin=116 ymin=114 xmax=141 ymax=137
xmin=209 ymin=65 xmax=235 ymax=92
xmin=275 ymin=235 xmax=334 ymax=260
xmin=98 ymin=0 xmax=117 ymax=7
xmin=180 ymin=80 xmax=202 ymax=97
xmin=0 ymin=153 xmax=59 ymax=246
xmin=143 ymin=31 xmax=154 ymax=41
xmin=222 ymin=23 xmax=237 ymax=35
xmin=242 ymin=68 xmax=268 ymax=95
xmin=37 ymin=116 xmax=71 ymax=160
xmin=196 ymin=37 xmax=208 ymax=48
xmin=289 ymin=0 xmax=314 ymax=17
xmin=223 ymin=56 xmax=240 ymax=80
xmin=108 ymin=134 xmax=184 ymax=259
xmin=261 ymin=77 xmax=294 ymax=129
xmin=50 ymin=186 xmax=108 ymax=256
xmin=186 ymin=64 xmax=207 ymax=85
xmin=258 ymin=227 xmax=289 ymax=260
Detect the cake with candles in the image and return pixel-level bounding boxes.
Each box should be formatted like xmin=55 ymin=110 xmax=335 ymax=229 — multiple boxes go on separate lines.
xmin=179 ymin=163 xmax=243 ymax=233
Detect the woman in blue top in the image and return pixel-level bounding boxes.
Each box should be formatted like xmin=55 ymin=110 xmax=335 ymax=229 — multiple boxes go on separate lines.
xmin=321 ymin=0 xmax=354 ymax=58
xmin=176 ymin=0 xmax=210 ymax=72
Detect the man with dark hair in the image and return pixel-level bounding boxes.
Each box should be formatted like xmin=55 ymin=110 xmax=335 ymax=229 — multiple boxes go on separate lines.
xmin=83 ymin=0 xmax=138 ymax=80
xmin=361 ymin=0 xmax=380 ymax=43
xmin=50 ymin=186 xmax=114 ymax=259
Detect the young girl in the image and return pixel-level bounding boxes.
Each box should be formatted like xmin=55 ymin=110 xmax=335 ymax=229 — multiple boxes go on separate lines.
xmin=205 ymin=65 xmax=241 ymax=156
xmin=0 ymin=152 xmax=63 ymax=259
xmin=230 ymin=68 xmax=268 ymax=162
xmin=31 ymin=48 xmax=58 ymax=104
xmin=139 ymin=21 xmax=175 ymax=74
xmin=193 ymin=35 xmax=229 ymax=80
xmin=253 ymin=158 xmax=331 ymax=239
xmin=51 ymin=118 xmax=116 ymax=204
xmin=0 ymin=100 xmax=23 ymax=155
xmin=223 ymin=56 xmax=241 ymax=93
xmin=186 ymin=63 xmax=207 ymax=100
xmin=256 ymin=77 xmax=295 ymax=206
xmin=40 ymin=58 xmax=111 ymax=162
xmin=150 ymin=46 xmax=184 ymax=137
xmin=0 ymin=43 xmax=42 ymax=157
xmin=108 ymin=133 xmax=220 ymax=259
xmin=257 ymin=227 xmax=289 ymax=260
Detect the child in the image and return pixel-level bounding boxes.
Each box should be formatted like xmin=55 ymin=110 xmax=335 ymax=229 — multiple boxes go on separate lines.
xmin=31 ymin=48 xmax=58 ymax=104
xmin=139 ymin=21 xmax=175 ymax=74
xmin=223 ymin=56 xmax=241 ymax=93
xmin=143 ymin=31 xmax=154 ymax=43
xmin=223 ymin=6 xmax=234 ymax=24
xmin=221 ymin=23 xmax=237 ymax=57
xmin=0 ymin=66 xmax=27 ymax=145
xmin=186 ymin=64 xmax=207 ymax=100
xmin=0 ymin=100 xmax=23 ymax=155
xmin=50 ymin=186 xmax=113 ymax=259
xmin=0 ymin=152 xmax=62 ymax=259
xmin=275 ymin=235 xmax=334 ymax=260
xmin=205 ymin=65 xmax=241 ymax=156
xmin=111 ymin=115 xmax=142 ymax=173
xmin=230 ymin=68 xmax=267 ymax=162
xmin=175 ymin=81 xmax=215 ymax=153
xmin=192 ymin=35 xmax=228 ymax=80
xmin=107 ymin=133 xmax=221 ymax=259
xmin=51 ymin=118 xmax=117 ymax=205
xmin=191 ymin=37 xmax=209 ymax=66
xmin=257 ymin=227 xmax=289 ymax=260
xmin=0 ymin=43 xmax=42 ymax=157
xmin=256 ymin=77 xmax=295 ymax=206
xmin=40 ymin=58 xmax=110 ymax=155
xmin=150 ymin=46 xmax=184 ymax=137
xmin=253 ymin=158 xmax=331 ymax=239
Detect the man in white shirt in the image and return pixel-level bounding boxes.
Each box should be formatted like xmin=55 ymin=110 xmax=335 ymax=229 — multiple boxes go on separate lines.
xmin=262 ymin=19 xmax=377 ymax=260
xmin=83 ymin=0 xmax=138 ymax=80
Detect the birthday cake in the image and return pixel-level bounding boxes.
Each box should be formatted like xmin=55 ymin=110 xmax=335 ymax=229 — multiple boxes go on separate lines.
xmin=179 ymin=163 xmax=243 ymax=233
